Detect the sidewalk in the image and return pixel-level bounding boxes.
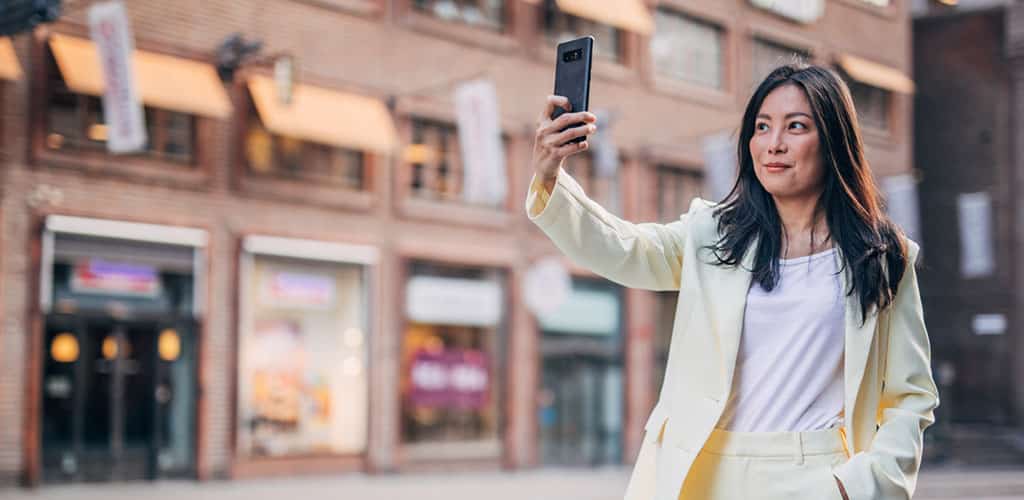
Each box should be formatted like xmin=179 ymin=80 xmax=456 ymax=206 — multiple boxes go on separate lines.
xmin=4 ymin=466 xmax=1022 ymax=500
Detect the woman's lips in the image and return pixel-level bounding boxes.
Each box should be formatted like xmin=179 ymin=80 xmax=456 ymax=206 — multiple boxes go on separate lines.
xmin=764 ymin=163 xmax=791 ymax=173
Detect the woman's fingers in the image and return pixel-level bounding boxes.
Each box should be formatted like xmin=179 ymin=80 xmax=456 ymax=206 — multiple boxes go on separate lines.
xmin=540 ymin=95 xmax=571 ymax=122
xmin=545 ymin=122 xmax=596 ymax=149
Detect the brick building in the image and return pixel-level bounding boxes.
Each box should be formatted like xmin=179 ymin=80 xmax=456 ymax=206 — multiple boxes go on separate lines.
xmin=912 ymin=0 xmax=1024 ymax=464
xmin=0 ymin=0 xmax=916 ymax=487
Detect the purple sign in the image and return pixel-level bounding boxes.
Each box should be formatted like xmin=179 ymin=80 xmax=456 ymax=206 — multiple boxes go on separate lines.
xmin=408 ymin=349 xmax=490 ymax=410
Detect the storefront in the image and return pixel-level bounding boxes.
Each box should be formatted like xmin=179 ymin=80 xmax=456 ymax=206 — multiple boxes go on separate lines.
xmin=536 ymin=278 xmax=624 ymax=466
xmin=38 ymin=216 xmax=206 ymax=482
xmin=235 ymin=235 xmax=374 ymax=462
xmin=400 ymin=261 xmax=506 ymax=462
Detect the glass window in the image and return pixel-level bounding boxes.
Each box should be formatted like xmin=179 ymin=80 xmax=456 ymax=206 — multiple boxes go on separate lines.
xmin=656 ymin=166 xmax=703 ymax=222
xmin=413 ymin=0 xmax=506 ymax=30
xmin=562 ymin=151 xmax=621 ymax=215
xmin=751 ymin=38 xmax=809 ymax=89
xmin=651 ymin=9 xmax=723 ymax=88
xmin=541 ymin=0 xmax=622 ymax=62
xmin=237 ymin=255 xmax=369 ymax=457
xmin=406 ymin=117 xmax=508 ymax=205
xmin=244 ymin=97 xmax=366 ymax=189
xmin=44 ymin=50 xmax=196 ymax=164
xmin=401 ymin=262 xmax=505 ymax=448
xmin=847 ymin=80 xmax=890 ymax=131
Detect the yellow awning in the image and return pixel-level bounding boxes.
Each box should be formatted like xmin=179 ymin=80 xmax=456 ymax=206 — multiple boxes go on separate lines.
xmin=0 ymin=37 xmax=22 ymax=81
xmin=555 ymin=0 xmax=654 ymax=35
xmin=248 ymin=75 xmax=398 ymax=154
xmin=49 ymin=34 xmax=232 ymax=119
xmin=837 ymin=54 xmax=915 ymax=94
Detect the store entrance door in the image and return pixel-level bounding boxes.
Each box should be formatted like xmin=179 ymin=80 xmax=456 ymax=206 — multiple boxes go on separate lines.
xmin=539 ymin=351 xmax=623 ymax=466
xmin=41 ymin=313 xmax=196 ymax=482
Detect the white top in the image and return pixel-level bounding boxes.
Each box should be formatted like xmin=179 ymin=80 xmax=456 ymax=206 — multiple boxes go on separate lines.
xmin=717 ymin=247 xmax=846 ymax=432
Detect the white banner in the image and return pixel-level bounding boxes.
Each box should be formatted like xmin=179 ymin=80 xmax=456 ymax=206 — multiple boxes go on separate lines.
xmin=591 ymin=109 xmax=619 ymax=178
xmin=89 ymin=1 xmax=146 ymax=154
xmin=882 ymin=174 xmax=921 ymax=243
xmin=522 ymin=256 xmax=571 ymax=318
xmin=702 ymin=130 xmax=736 ymax=202
xmin=749 ymin=0 xmax=825 ymax=24
xmin=957 ymin=192 xmax=995 ymax=278
xmin=406 ymin=276 xmax=503 ymax=327
xmin=455 ymin=79 xmax=506 ymax=206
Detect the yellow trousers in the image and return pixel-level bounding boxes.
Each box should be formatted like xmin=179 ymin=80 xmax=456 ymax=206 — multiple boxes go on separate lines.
xmin=678 ymin=427 xmax=848 ymax=500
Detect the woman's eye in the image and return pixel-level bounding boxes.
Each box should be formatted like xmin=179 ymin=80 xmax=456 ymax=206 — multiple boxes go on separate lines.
xmin=755 ymin=122 xmax=769 ymax=131
xmin=790 ymin=122 xmax=807 ymax=130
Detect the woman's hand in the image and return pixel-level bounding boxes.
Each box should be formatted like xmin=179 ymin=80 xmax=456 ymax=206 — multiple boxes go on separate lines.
xmin=531 ymin=95 xmax=598 ymax=192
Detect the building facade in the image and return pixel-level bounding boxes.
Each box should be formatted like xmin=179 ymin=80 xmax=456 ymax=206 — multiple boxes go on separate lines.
xmin=912 ymin=0 xmax=1024 ymax=465
xmin=0 ymin=0 xmax=915 ymax=486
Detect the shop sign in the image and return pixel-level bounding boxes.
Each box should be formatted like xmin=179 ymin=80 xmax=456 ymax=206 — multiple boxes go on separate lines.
xmin=537 ymin=288 xmax=620 ymax=336
xmin=406 ymin=276 xmax=502 ymax=327
xmin=71 ymin=259 xmax=160 ymax=297
xmin=408 ymin=348 xmax=489 ymax=409
xmin=749 ymin=0 xmax=824 ymax=24
xmin=260 ymin=271 xmax=336 ymax=310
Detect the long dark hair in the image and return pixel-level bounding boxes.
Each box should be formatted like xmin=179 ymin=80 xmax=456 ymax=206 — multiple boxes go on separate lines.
xmin=708 ymin=63 xmax=907 ymax=322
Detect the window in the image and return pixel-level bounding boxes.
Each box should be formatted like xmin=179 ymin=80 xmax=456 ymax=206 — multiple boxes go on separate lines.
xmin=751 ymin=38 xmax=809 ymax=89
xmin=562 ymin=151 xmax=620 ymax=215
xmin=406 ymin=117 xmax=508 ymax=205
xmin=401 ymin=261 xmax=505 ymax=449
xmin=847 ymin=80 xmax=890 ymax=131
xmin=244 ymin=99 xmax=365 ymax=189
xmin=651 ymin=9 xmax=723 ymax=88
xmin=656 ymin=166 xmax=703 ymax=222
xmin=413 ymin=0 xmax=506 ymax=30
xmin=44 ymin=51 xmax=196 ymax=164
xmin=541 ymin=0 xmax=622 ymax=62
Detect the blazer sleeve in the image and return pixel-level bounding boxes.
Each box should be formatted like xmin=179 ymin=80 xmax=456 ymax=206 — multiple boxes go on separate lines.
xmin=832 ymin=241 xmax=940 ymax=500
xmin=525 ymin=167 xmax=696 ymax=292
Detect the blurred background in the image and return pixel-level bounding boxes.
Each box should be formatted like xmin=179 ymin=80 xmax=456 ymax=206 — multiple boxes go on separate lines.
xmin=0 ymin=0 xmax=1022 ymax=498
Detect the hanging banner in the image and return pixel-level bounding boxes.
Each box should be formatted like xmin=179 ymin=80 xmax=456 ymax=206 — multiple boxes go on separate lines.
xmin=702 ymin=130 xmax=736 ymax=202
xmin=88 ymin=1 xmax=146 ymax=153
xmin=522 ymin=256 xmax=571 ymax=318
xmin=957 ymin=192 xmax=995 ymax=278
xmin=591 ymin=109 xmax=619 ymax=178
xmin=455 ymin=79 xmax=507 ymax=206
xmin=882 ymin=174 xmax=921 ymax=243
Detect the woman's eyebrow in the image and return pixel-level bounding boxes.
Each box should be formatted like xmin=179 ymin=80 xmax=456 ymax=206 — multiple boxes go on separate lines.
xmin=756 ymin=112 xmax=813 ymax=120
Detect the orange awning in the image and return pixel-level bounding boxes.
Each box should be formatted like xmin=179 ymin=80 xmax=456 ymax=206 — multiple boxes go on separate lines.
xmin=0 ymin=37 xmax=22 ymax=81
xmin=555 ymin=0 xmax=654 ymax=35
xmin=48 ymin=34 xmax=232 ymax=118
xmin=248 ymin=75 xmax=398 ymax=154
xmin=837 ymin=54 xmax=915 ymax=94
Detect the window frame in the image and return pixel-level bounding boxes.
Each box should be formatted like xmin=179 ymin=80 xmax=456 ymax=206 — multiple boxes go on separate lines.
xmin=29 ymin=29 xmax=214 ymax=190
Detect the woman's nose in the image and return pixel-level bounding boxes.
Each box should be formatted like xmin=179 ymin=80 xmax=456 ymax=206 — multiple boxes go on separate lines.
xmin=768 ymin=135 xmax=787 ymax=154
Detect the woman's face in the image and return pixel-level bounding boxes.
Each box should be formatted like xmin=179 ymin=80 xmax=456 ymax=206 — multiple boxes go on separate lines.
xmin=749 ymin=84 xmax=825 ymax=202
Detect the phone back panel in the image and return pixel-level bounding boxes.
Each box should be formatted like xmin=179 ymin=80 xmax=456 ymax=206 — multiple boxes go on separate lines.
xmin=552 ymin=36 xmax=593 ymax=126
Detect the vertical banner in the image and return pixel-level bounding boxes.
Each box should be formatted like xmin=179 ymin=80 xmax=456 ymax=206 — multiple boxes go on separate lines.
xmin=702 ymin=130 xmax=736 ymax=202
xmin=957 ymin=192 xmax=995 ymax=278
xmin=591 ymin=109 xmax=619 ymax=178
xmin=882 ymin=174 xmax=922 ymax=243
xmin=88 ymin=1 xmax=146 ymax=153
xmin=455 ymin=79 xmax=506 ymax=206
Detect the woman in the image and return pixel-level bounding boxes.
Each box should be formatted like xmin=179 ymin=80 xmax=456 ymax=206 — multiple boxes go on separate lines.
xmin=526 ymin=63 xmax=939 ymax=500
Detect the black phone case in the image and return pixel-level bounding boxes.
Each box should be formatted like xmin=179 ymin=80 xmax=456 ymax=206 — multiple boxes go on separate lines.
xmin=552 ymin=36 xmax=593 ymax=145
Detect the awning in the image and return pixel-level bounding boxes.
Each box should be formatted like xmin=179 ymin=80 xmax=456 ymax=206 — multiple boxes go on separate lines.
xmin=836 ymin=54 xmax=915 ymax=94
xmin=248 ymin=75 xmax=398 ymax=154
xmin=0 ymin=37 xmax=22 ymax=81
xmin=555 ymin=0 xmax=654 ymax=35
xmin=48 ymin=34 xmax=232 ymax=119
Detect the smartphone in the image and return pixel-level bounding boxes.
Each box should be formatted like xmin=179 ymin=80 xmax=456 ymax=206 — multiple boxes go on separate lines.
xmin=551 ymin=36 xmax=594 ymax=145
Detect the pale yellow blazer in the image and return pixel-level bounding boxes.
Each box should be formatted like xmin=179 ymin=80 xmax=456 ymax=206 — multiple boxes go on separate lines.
xmin=526 ymin=168 xmax=940 ymax=500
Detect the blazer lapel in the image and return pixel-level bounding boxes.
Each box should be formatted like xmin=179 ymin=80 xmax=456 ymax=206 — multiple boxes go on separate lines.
xmin=716 ymin=239 xmax=758 ymax=400
xmin=835 ymin=248 xmax=879 ymax=449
